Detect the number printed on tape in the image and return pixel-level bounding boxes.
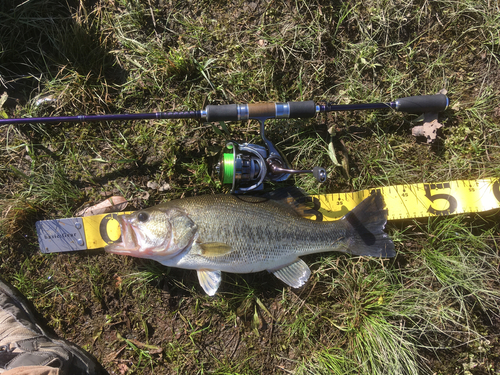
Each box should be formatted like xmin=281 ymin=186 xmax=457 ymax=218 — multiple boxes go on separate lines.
xmin=82 ymin=211 xmax=132 ymax=249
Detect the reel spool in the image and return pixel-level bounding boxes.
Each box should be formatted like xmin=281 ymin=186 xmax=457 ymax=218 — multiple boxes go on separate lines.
xmin=218 ymin=142 xmax=268 ymax=194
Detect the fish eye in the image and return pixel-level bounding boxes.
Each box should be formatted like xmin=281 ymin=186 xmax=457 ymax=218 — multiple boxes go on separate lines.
xmin=137 ymin=212 xmax=149 ymax=222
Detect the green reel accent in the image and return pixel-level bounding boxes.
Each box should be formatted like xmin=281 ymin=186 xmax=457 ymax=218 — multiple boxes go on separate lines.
xmin=222 ymin=152 xmax=234 ymax=184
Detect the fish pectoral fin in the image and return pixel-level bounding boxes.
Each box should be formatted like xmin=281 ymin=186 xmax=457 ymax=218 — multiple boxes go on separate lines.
xmin=270 ymin=259 xmax=311 ymax=289
xmin=197 ymin=269 xmax=222 ymax=296
xmin=199 ymin=242 xmax=233 ymax=257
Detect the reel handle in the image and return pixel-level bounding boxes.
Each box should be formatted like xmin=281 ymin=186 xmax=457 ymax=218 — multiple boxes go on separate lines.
xmin=269 ymin=164 xmax=327 ymax=183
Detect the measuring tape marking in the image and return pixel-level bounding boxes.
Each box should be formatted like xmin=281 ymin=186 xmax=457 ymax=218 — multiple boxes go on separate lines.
xmin=83 ymin=212 xmax=132 ymax=249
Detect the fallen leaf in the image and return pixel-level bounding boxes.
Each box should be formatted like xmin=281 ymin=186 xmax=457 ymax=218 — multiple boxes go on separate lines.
xmin=118 ymin=363 xmax=129 ymax=375
xmin=114 ymin=274 xmax=123 ymax=289
xmin=159 ymin=182 xmax=171 ymax=191
xmin=141 ymin=190 xmax=150 ymax=200
xmin=75 ymin=196 xmax=128 ymax=217
xmin=105 ymin=344 xmax=127 ymax=362
xmin=411 ymin=112 xmax=443 ymax=143
xmin=147 ymin=180 xmax=159 ymax=189
xmin=327 ymin=141 xmax=342 ymax=167
xmin=0 ymin=92 xmax=7 ymax=108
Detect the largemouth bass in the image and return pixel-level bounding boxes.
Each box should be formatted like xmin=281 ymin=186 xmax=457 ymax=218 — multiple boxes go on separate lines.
xmin=105 ymin=190 xmax=395 ymax=295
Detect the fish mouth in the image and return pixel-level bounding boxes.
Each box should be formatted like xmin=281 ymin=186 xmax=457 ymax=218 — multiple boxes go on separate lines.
xmin=105 ymin=216 xmax=140 ymax=255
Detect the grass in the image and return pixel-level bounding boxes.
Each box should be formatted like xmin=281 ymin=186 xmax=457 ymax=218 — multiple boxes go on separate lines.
xmin=1 ymin=0 xmax=500 ymax=373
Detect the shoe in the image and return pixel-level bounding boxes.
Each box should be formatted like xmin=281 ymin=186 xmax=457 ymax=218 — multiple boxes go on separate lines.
xmin=0 ymin=277 xmax=108 ymax=374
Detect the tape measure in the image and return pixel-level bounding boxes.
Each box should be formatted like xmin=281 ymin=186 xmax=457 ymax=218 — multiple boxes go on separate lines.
xmin=312 ymin=178 xmax=500 ymax=221
xmin=36 ymin=178 xmax=500 ymax=253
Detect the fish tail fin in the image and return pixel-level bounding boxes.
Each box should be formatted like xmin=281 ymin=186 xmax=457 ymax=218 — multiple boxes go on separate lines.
xmin=341 ymin=191 xmax=395 ymax=258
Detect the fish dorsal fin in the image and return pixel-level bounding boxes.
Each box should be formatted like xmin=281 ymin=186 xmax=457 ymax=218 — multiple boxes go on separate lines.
xmin=266 ymin=187 xmax=321 ymax=219
xmin=199 ymin=242 xmax=233 ymax=256
xmin=271 ymin=259 xmax=311 ymax=288
xmin=233 ymin=187 xmax=320 ymax=219
xmin=197 ymin=269 xmax=222 ymax=296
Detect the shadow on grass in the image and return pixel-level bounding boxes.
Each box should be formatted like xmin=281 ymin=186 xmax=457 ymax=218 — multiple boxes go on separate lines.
xmin=0 ymin=0 xmax=127 ymax=106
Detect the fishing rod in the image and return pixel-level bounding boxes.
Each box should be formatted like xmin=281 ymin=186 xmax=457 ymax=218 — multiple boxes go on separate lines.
xmin=1 ymin=94 xmax=449 ymax=193
xmin=0 ymin=94 xmax=448 ymax=125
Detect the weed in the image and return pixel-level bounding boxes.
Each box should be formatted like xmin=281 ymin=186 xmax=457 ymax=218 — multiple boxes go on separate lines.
xmin=419 ymin=217 xmax=500 ymax=322
xmin=1 ymin=0 xmax=500 ymax=374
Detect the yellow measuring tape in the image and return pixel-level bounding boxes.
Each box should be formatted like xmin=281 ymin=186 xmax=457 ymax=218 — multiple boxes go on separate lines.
xmin=312 ymin=178 xmax=500 ymax=221
xmin=36 ymin=178 xmax=500 ymax=252
xmin=83 ymin=213 xmax=130 ymax=250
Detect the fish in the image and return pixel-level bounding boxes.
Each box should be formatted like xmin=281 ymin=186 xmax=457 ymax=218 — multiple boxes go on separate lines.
xmin=105 ymin=189 xmax=395 ymax=296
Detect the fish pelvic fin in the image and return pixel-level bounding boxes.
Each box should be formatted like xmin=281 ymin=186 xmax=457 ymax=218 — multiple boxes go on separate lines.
xmin=197 ymin=270 xmax=222 ymax=296
xmin=341 ymin=191 xmax=396 ymax=258
xmin=270 ymin=259 xmax=311 ymax=288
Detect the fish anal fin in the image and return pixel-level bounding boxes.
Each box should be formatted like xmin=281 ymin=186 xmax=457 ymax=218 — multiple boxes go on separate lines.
xmin=270 ymin=259 xmax=311 ymax=288
xmin=197 ymin=269 xmax=222 ymax=296
xmin=199 ymin=242 xmax=233 ymax=256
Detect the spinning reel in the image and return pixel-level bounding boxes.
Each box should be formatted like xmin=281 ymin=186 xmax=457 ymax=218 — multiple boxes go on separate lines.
xmin=216 ymin=122 xmax=326 ymax=194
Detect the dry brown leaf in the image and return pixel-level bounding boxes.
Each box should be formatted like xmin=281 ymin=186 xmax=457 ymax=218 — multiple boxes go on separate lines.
xmin=411 ymin=112 xmax=443 ymax=144
xmin=75 ymin=196 xmax=128 ymax=217
xmin=118 ymin=363 xmax=129 ymax=375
